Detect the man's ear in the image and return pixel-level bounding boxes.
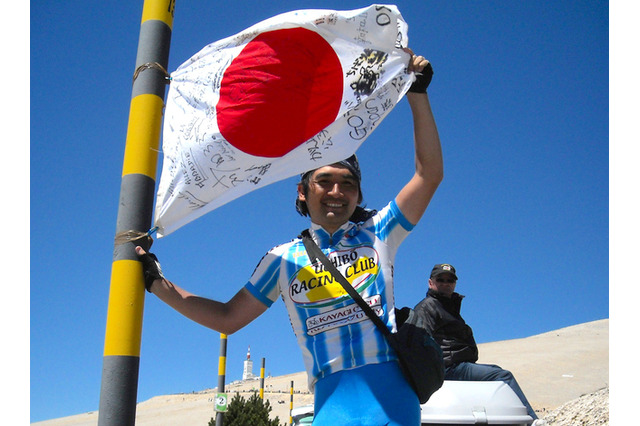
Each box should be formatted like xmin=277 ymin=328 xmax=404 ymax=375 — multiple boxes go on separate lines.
xmin=297 ymin=183 xmax=306 ymax=201
xmin=427 ymin=278 xmax=436 ymax=290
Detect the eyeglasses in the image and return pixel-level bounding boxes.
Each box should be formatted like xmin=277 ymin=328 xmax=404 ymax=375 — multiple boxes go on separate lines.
xmin=435 ymin=278 xmax=456 ymax=284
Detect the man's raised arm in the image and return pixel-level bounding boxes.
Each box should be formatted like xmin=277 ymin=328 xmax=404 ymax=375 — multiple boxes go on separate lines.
xmin=395 ymin=52 xmax=444 ymax=225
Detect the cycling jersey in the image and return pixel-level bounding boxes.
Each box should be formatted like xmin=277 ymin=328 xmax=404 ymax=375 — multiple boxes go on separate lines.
xmin=244 ymin=199 xmax=414 ymax=389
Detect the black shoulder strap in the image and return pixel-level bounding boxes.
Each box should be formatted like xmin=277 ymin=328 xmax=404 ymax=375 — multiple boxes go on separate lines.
xmin=300 ymin=230 xmax=392 ymax=338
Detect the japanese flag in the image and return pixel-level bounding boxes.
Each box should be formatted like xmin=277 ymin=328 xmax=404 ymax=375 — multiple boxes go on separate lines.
xmin=155 ymin=4 xmax=414 ymax=237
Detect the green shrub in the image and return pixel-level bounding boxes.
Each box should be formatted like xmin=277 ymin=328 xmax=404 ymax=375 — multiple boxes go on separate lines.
xmin=209 ymin=392 xmax=281 ymax=426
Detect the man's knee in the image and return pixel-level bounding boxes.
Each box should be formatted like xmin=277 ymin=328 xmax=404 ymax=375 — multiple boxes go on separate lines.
xmin=493 ymin=368 xmax=515 ymax=382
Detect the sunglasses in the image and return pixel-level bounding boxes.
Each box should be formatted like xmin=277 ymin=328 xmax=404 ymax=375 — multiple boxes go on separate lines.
xmin=435 ymin=278 xmax=456 ymax=283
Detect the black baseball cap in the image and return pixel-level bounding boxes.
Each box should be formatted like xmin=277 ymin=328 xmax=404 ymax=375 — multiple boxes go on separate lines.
xmin=300 ymin=154 xmax=361 ymax=182
xmin=430 ymin=264 xmax=458 ymax=280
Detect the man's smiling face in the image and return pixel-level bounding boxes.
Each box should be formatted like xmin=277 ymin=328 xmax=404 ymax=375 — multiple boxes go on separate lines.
xmin=298 ymin=164 xmax=361 ymax=234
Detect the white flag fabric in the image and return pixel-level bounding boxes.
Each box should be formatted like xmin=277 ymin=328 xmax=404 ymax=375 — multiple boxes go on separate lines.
xmin=155 ymin=4 xmax=414 ymax=237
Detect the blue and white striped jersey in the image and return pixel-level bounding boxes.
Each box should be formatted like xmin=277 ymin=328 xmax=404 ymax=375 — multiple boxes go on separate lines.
xmin=244 ymin=200 xmax=414 ymax=389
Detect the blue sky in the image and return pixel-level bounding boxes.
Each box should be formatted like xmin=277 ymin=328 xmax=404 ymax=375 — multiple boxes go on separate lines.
xmin=27 ymin=0 xmax=619 ymax=423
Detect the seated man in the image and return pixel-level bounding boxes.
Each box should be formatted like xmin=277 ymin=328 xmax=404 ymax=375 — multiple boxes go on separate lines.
xmin=414 ymin=263 xmax=545 ymax=425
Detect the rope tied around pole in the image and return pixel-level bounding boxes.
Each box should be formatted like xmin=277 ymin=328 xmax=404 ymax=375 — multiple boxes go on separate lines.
xmin=114 ymin=226 xmax=159 ymax=249
xmin=132 ymin=62 xmax=171 ymax=85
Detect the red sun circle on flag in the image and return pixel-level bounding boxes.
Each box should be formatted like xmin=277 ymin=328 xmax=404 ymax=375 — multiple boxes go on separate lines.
xmin=217 ymin=27 xmax=344 ymax=158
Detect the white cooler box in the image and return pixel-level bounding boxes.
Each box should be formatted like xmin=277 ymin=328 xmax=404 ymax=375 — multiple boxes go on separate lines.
xmin=420 ymin=381 xmax=534 ymax=425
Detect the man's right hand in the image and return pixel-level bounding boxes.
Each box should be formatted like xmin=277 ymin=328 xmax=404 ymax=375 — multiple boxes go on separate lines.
xmin=136 ymin=246 xmax=164 ymax=292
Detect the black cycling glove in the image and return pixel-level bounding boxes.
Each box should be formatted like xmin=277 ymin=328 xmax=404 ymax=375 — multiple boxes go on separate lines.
xmin=139 ymin=252 xmax=164 ymax=292
xmin=408 ymin=62 xmax=434 ymax=93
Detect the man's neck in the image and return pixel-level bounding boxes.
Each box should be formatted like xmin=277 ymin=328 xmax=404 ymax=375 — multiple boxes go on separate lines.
xmin=311 ymin=221 xmax=350 ymax=236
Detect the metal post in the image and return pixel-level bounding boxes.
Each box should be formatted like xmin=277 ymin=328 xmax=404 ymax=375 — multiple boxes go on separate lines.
xmin=259 ymin=357 xmax=265 ymax=400
xmin=98 ymin=1 xmax=175 ymax=424
xmin=215 ymin=334 xmax=228 ymax=426
xmin=289 ymin=380 xmax=294 ymax=426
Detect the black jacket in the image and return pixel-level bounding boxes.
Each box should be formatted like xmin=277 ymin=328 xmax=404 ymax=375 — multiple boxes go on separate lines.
xmin=414 ymin=289 xmax=478 ymax=367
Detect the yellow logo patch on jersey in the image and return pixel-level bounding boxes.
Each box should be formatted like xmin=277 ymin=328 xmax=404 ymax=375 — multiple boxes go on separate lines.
xmin=288 ymin=246 xmax=379 ymax=308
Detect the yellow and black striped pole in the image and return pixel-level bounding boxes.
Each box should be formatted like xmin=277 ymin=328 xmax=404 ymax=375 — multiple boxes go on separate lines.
xmin=289 ymin=380 xmax=294 ymax=426
xmin=98 ymin=1 xmax=175 ymax=424
xmin=259 ymin=357 xmax=265 ymax=399
xmin=215 ymin=333 xmax=228 ymax=426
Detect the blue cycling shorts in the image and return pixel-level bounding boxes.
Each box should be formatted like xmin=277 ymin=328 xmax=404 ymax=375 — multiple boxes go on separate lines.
xmin=312 ymin=361 xmax=420 ymax=425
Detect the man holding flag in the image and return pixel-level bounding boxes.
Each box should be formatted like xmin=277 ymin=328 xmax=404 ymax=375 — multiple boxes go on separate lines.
xmin=137 ymin=51 xmax=442 ymax=425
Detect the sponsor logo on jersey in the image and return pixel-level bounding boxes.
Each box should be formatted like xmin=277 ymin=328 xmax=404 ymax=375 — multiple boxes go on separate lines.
xmin=305 ymin=294 xmax=383 ymax=335
xmin=288 ymin=246 xmax=379 ymax=308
